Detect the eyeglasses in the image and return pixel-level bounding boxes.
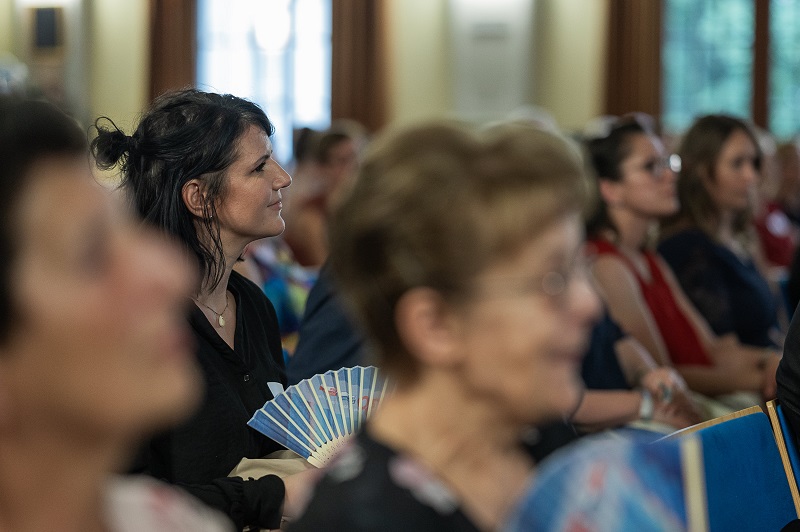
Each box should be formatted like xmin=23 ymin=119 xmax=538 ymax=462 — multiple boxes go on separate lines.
xmin=471 ymin=257 xmax=591 ymax=304
xmin=638 ymin=153 xmax=681 ymax=177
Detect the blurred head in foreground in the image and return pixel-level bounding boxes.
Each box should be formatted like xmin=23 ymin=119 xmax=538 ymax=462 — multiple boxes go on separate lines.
xmin=329 ymin=121 xmax=600 ymax=424
xmin=0 ymin=96 xmax=201 ymax=453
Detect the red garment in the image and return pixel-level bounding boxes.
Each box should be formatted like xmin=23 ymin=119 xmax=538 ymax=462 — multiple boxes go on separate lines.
xmin=587 ymin=239 xmax=713 ymax=366
xmin=755 ymin=201 xmax=796 ymax=267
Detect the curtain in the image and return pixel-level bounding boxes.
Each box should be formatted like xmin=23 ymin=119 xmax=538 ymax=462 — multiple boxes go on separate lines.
xmin=331 ymin=0 xmax=390 ymax=133
xmin=149 ymin=0 xmax=197 ymax=102
xmin=605 ymin=0 xmax=663 ymax=119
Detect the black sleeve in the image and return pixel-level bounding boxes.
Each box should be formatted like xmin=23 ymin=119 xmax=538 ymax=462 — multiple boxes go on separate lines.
xmin=129 ymin=447 xmax=286 ymax=531
xmin=786 ymin=247 xmax=800 ymax=315
xmin=182 ymin=475 xmax=286 ymax=531
xmin=778 ymin=305 xmax=800 ymax=431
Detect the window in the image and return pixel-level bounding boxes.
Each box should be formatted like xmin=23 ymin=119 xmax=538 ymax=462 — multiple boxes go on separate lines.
xmin=769 ymin=0 xmax=800 ymax=139
xmin=662 ymin=0 xmax=800 ymax=139
xmin=662 ymin=0 xmax=754 ymax=134
xmin=196 ymin=0 xmax=332 ymax=164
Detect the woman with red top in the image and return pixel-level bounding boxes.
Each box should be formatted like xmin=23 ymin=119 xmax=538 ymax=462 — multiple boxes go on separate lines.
xmin=584 ymin=116 xmax=779 ymax=400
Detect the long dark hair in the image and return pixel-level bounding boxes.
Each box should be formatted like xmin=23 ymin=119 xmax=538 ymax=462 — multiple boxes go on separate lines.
xmin=663 ymin=114 xmax=761 ymax=240
xmin=91 ymin=89 xmax=274 ymax=292
xmin=584 ymin=119 xmax=649 ymax=238
xmin=0 ymin=96 xmax=87 ymax=342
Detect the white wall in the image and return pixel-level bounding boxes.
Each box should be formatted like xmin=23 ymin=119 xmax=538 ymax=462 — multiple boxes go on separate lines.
xmin=386 ymin=0 xmax=454 ymax=126
xmin=4 ymin=0 xmax=606 ymax=135
xmin=533 ymin=0 xmax=608 ymax=133
xmin=4 ymin=0 xmax=148 ymax=131
xmin=386 ymin=0 xmax=608 ymax=132
xmin=0 ymin=0 xmax=12 ymax=52
xmin=88 ymin=0 xmax=149 ymax=131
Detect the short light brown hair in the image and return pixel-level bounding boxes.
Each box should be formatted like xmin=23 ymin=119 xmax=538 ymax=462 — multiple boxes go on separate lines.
xmin=328 ymin=121 xmax=589 ymax=380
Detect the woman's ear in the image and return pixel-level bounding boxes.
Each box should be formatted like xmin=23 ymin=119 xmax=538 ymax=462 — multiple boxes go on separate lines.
xmin=181 ymin=179 xmax=208 ymax=218
xmin=394 ymin=287 xmax=461 ymax=369
xmin=598 ymin=178 xmax=622 ymax=207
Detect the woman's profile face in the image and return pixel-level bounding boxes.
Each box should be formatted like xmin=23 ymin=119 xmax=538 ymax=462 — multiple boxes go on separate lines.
xmin=707 ymin=129 xmax=760 ymax=213
xmin=613 ymin=132 xmax=679 ymax=218
xmin=2 ymin=155 xmax=201 ymax=437
xmin=215 ymin=125 xmax=292 ymax=246
xmin=451 ymin=213 xmax=601 ymax=424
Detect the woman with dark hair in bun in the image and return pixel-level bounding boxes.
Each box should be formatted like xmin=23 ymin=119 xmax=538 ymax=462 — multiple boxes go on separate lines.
xmin=92 ymin=89 xmax=315 ymax=531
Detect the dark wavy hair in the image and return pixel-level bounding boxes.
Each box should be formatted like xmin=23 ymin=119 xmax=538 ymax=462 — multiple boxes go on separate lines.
xmin=584 ymin=119 xmax=649 ymax=238
xmin=0 ymin=96 xmax=87 ymax=343
xmin=90 ymin=89 xmax=274 ymax=291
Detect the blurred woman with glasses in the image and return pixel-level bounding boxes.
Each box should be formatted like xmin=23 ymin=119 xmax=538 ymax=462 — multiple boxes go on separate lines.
xmin=289 ymin=121 xmax=601 ymax=531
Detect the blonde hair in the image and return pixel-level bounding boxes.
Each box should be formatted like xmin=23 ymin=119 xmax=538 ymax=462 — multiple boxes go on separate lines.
xmin=329 ymin=121 xmax=589 ymax=379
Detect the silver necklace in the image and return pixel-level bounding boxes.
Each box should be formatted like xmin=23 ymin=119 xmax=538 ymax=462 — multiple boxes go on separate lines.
xmin=194 ymin=293 xmax=230 ymax=327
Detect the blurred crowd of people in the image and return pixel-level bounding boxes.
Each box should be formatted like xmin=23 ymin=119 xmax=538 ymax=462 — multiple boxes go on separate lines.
xmin=5 ymin=84 xmax=800 ymax=532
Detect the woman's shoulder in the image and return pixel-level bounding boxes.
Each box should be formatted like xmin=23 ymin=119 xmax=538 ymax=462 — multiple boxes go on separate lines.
xmin=104 ymin=475 xmax=234 ymax=532
xmin=658 ymin=227 xmax=716 ymax=264
xmin=659 ymin=227 xmax=711 ymax=248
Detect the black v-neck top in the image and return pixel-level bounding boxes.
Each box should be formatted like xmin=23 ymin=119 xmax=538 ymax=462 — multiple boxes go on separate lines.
xmin=133 ymin=271 xmax=288 ymax=530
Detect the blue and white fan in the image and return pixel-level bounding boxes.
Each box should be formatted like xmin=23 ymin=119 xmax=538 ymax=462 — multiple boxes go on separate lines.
xmin=248 ymin=366 xmax=390 ymax=467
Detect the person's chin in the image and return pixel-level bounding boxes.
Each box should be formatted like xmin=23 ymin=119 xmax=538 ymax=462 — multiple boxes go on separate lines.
xmin=551 ymin=373 xmax=584 ymax=413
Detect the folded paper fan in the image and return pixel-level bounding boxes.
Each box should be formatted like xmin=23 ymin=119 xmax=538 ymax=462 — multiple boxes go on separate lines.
xmin=248 ymin=366 xmax=391 ymax=467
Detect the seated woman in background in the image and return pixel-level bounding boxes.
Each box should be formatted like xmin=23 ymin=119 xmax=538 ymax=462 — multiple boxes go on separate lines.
xmin=659 ymin=114 xmax=785 ymax=349
xmin=584 ymin=117 xmax=779 ymax=405
xmin=92 ymin=89 xmax=315 ymax=531
xmin=0 ymin=97 xmax=231 ymax=531
xmin=290 ymin=122 xmax=601 ymax=531
xmin=281 ymin=123 xmax=364 ymax=268
xmin=753 ymin=129 xmax=798 ymax=275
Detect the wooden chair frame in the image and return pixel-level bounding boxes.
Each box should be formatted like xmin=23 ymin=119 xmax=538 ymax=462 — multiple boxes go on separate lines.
xmin=766 ymin=399 xmax=800 ymax=518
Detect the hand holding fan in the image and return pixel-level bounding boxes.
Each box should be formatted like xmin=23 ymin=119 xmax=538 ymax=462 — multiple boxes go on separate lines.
xmin=248 ymin=366 xmax=390 ymax=467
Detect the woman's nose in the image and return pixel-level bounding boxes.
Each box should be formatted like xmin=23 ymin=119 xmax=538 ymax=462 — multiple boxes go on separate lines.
xmin=273 ymin=161 xmax=292 ymax=189
xmin=568 ymin=269 xmax=602 ymax=326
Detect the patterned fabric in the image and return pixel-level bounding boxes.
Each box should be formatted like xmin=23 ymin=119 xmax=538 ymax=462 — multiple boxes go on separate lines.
xmin=104 ymin=475 xmax=233 ymax=532
xmin=504 ymin=433 xmax=686 ymax=532
xmin=289 ymin=430 xmax=480 ymax=532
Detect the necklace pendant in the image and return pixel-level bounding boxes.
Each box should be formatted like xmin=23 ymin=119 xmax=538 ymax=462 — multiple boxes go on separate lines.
xmin=218 ymin=315 xmax=226 ymax=327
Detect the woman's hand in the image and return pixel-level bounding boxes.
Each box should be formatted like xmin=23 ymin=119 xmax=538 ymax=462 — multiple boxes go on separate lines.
xmin=280 ymin=468 xmax=324 ymax=523
xmin=639 ymin=367 xmax=685 ymax=403
xmin=652 ymin=400 xmax=700 ymax=429
xmin=641 ymin=367 xmax=703 ymax=427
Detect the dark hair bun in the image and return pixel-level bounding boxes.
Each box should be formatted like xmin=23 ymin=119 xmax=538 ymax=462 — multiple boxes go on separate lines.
xmin=91 ymin=118 xmax=133 ymax=170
